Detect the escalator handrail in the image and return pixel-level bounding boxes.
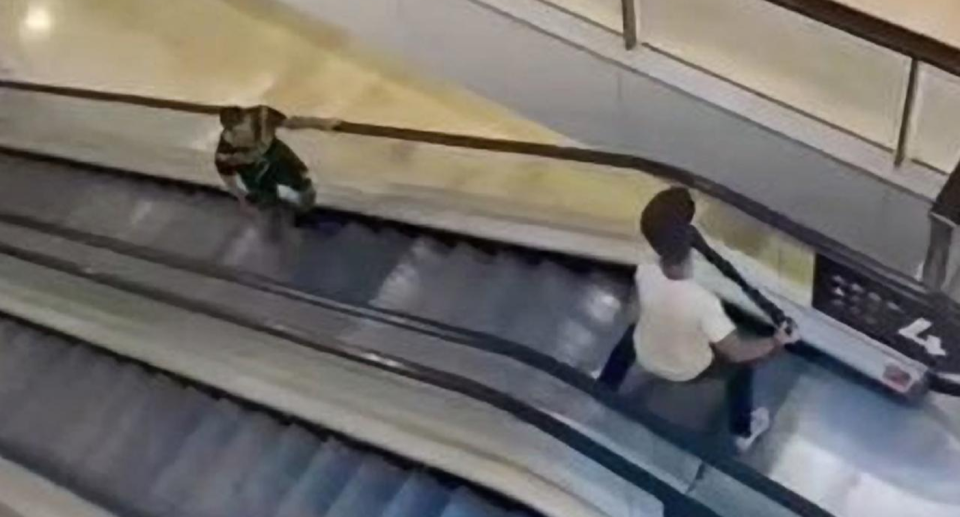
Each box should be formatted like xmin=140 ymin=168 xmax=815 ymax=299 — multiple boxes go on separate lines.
xmin=0 ymin=146 xmax=834 ymax=517
xmin=0 ymin=77 xmax=929 ymax=297
xmin=757 ymin=0 xmax=960 ymax=78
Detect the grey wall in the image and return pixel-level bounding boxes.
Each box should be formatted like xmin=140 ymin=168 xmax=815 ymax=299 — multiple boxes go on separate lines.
xmin=279 ymin=0 xmax=930 ymax=275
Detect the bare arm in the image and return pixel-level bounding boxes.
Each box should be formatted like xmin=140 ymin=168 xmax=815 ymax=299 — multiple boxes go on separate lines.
xmin=713 ymin=322 xmax=798 ymax=363
xmin=216 ymin=149 xmax=263 ymax=165
xmin=217 ymin=171 xmax=248 ymax=200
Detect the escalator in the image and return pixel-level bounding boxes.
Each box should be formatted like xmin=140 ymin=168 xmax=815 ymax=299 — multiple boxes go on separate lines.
xmin=0 ymin=151 xmax=633 ymax=375
xmin=0 ymin=314 xmax=533 ymax=517
xmin=2 ymin=81 xmax=959 ymax=517
xmin=0 ymin=151 xmax=822 ymax=517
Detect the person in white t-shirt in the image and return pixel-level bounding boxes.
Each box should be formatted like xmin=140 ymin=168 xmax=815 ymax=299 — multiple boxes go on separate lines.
xmin=598 ymin=187 xmax=799 ymax=451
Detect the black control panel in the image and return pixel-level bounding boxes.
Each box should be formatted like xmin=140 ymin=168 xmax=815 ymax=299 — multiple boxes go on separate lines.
xmin=813 ymin=255 xmax=959 ymax=373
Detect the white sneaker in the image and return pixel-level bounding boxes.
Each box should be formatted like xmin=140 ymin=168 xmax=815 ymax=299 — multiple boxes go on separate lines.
xmin=735 ymin=407 xmax=771 ymax=453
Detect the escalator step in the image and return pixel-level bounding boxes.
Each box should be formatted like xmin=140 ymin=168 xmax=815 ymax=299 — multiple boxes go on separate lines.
xmin=324 ymin=455 xmax=407 ymax=517
xmin=0 ymin=344 xmax=95 ymax=446
xmin=4 ymin=354 xmax=119 ymax=468
xmin=80 ymin=375 xmax=185 ymax=494
xmin=179 ymin=412 xmax=284 ymax=517
xmin=455 ymin=253 xmax=534 ymax=336
xmin=53 ymin=364 xmax=153 ymax=474
xmin=289 ymin=222 xmax=381 ymax=296
xmin=173 ymin=192 xmax=251 ymax=262
xmin=217 ymin=219 xmax=287 ymax=278
xmin=574 ymin=272 xmax=633 ymax=373
xmin=103 ymin=384 xmax=213 ymax=505
xmin=381 ymin=471 xmax=451 ymax=517
xmin=0 ymin=331 xmax=69 ymax=410
xmin=501 ymin=261 xmax=578 ymax=350
xmin=528 ymin=263 xmax=624 ymax=369
xmin=144 ymin=399 xmax=244 ymax=515
xmin=440 ymin=489 xmax=508 ymax=517
xmin=372 ymin=237 xmax=452 ymax=312
xmin=486 ymin=258 xmax=556 ymax=345
xmin=317 ymin=224 xmax=413 ymax=301
xmin=274 ymin=439 xmax=364 ymax=517
xmin=0 ymin=320 xmax=22 ymax=352
xmin=121 ymin=185 xmax=195 ymax=249
xmin=65 ymin=177 xmax=145 ymax=239
xmin=414 ymin=244 xmax=494 ymax=323
xmin=0 ymin=166 xmax=83 ymax=225
xmin=345 ymin=229 xmax=418 ymax=305
xmin=285 ymin=218 xmax=349 ymax=288
xmin=230 ymin=425 xmax=321 ymax=517
xmin=551 ymin=318 xmax=600 ymax=371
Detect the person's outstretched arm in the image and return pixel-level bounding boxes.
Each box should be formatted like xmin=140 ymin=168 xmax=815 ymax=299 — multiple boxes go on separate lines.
xmin=699 ymin=294 xmax=798 ymax=363
xmin=713 ymin=321 xmax=798 ymax=363
xmin=283 ymin=115 xmax=342 ymax=131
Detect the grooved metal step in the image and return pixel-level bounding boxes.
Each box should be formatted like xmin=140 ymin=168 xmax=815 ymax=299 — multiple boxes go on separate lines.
xmin=0 ymin=316 xmax=534 ymax=517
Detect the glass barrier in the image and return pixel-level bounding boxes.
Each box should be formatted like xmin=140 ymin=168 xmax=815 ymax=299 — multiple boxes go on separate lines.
xmin=539 ymin=0 xmax=626 ymax=33
xmin=908 ymin=64 xmax=960 ymax=174
xmin=639 ymin=0 xmax=912 ymax=148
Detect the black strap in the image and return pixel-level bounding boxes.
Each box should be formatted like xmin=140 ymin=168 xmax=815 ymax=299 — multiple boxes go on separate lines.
xmin=691 ymin=227 xmax=791 ymax=329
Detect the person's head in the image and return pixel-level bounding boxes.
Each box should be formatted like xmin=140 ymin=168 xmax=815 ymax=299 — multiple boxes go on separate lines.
xmin=219 ymin=106 xmax=258 ymax=147
xmin=641 ymin=187 xmax=696 ymax=278
xmin=219 ymin=106 xmax=245 ymax=130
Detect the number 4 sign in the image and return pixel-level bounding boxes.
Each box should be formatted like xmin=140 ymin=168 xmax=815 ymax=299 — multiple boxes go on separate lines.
xmin=898 ymin=319 xmax=948 ymax=357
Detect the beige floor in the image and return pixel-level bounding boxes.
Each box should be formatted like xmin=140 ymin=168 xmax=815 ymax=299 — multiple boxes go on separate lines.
xmin=0 ymin=0 xmax=566 ymax=142
xmin=538 ymin=0 xmax=624 ymax=31
xmin=540 ymin=0 xmax=960 ymax=51
xmin=835 ymin=0 xmax=960 ymax=51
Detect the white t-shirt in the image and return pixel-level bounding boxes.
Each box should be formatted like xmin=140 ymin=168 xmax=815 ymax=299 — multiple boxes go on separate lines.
xmin=633 ymin=264 xmax=737 ymax=382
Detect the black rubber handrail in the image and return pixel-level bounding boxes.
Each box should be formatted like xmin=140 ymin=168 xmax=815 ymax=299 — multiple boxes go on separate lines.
xmin=0 ymin=147 xmax=834 ymax=517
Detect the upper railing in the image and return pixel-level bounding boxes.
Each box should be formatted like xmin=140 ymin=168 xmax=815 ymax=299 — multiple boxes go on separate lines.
xmin=541 ymin=0 xmax=960 ymax=176
xmin=533 ymin=0 xmax=960 ymax=298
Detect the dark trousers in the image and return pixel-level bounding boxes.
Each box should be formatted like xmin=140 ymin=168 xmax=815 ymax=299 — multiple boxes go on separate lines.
xmin=599 ymin=325 xmax=754 ymax=437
